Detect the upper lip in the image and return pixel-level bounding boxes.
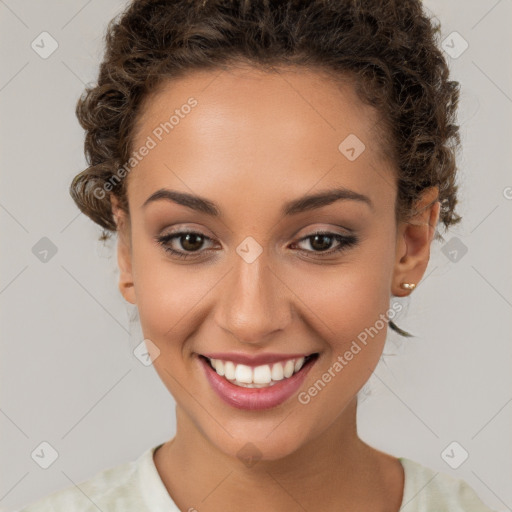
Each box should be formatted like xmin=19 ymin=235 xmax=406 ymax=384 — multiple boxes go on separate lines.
xmin=199 ymin=352 xmax=317 ymax=367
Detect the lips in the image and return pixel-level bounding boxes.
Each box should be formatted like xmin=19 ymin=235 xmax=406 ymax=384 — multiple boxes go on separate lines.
xmin=198 ymin=352 xmax=319 ymax=410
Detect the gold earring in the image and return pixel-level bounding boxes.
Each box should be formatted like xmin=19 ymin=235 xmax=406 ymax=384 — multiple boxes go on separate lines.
xmin=400 ymin=282 xmax=416 ymax=290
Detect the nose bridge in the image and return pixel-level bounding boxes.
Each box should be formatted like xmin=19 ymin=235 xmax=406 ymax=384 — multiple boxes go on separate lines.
xmin=215 ymin=248 xmax=291 ymax=344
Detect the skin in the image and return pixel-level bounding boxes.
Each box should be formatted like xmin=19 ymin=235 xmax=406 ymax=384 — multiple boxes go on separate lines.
xmin=111 ymin=64 xmax=440 ymax=512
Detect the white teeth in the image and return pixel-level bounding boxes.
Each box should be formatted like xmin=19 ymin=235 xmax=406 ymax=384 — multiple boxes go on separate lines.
xmin=253 ymin=364 xmax=272 ymax=384
xmin=271 ymin=362 xmax=284 ymax=381
xmin=206 ymin=356 xmax=313 ymax=387
xmin=235 ymin=364 xmax=253 ymax=383
xmin=224 ymin=361 xmax=236 ymax=380
xmin=294 ymin=357 xmax=305 ymax=372
xmin=283 ymin=360 xmax=295 ymax=378
xmin=214 ymin=359 xmax=225 ymax=376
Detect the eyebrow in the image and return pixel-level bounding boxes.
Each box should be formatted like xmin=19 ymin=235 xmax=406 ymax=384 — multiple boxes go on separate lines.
xmin=142 ymin=186 xmax=374 ymax=216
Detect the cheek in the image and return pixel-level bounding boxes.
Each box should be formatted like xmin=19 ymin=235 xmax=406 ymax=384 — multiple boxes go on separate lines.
xmin=287 ymin=235 xmax=396 ymax=399
xmin=292 ymin=247 xmax=394 ymax=342
xmin=294 ymin=271 xmax=388 ymax=371
xmin=130 ymin=235 xmax=202 ymax=346
xmin=291 ymin=251 xmax=394 ymax=425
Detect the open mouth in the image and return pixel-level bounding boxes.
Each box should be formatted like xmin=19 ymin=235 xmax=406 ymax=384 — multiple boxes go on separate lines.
xmin=198 ymin=353 xmax=319 ymax=389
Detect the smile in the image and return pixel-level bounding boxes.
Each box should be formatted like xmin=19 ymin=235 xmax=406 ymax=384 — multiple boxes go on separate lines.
xmin=202 ymin=354 xmax=315 ymax=388
xmin=198 ymin=352 xmax=319 ymax=410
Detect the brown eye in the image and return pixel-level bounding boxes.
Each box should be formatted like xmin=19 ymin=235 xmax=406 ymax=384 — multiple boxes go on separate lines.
xmin=179 ymin=233 xmax=205 ymax=252
xmin=308 ymin=234 xmax=335 ymax=252
xmin=293 ymin=231 xmax=359 ymax=257
xmin=155 ymin=230 xmax=216 ymax=259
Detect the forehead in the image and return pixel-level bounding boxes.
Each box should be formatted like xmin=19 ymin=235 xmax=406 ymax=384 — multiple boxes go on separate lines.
xmin=127 ymin=65 xmax=395 ymax=214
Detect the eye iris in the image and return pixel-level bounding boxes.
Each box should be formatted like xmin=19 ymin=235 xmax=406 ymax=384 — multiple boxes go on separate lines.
xmin=310 ymin=234 xmax=332 ymax=252
xmin=181 ymin=233 xmax=204 ymax=251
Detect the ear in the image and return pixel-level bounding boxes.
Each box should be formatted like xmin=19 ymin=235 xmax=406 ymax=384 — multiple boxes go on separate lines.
xmin=392 ymin=186 xmax=441 ymax=297
xmin=111 ymin=195 xmax=136 ymax=305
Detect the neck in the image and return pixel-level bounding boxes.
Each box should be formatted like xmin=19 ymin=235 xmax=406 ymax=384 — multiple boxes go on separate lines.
xmin=154 ymin=397 xmax=401 ymax=511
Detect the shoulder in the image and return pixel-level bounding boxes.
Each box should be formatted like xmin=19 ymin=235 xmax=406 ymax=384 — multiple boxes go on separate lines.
xmin=399 ymin=457 xmax=497 ymax=512
xmin=17 ymin=448 xmax=153 ymax=512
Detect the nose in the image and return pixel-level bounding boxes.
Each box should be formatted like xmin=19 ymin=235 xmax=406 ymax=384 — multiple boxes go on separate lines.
xmin=214 ymin=251 xmax=292 ymax=345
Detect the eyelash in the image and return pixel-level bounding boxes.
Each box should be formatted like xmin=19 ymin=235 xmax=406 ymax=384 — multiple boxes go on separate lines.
xmin=155 ymin=229 xmax=358 ymax=260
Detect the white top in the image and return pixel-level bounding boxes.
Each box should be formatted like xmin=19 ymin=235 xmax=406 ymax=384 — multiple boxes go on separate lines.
xmin=18 ymin=444 xmax=497 ymax=511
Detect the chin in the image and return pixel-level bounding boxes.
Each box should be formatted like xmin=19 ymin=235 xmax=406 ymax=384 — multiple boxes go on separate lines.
xmin=199 ymin=414 xmax=315 ymax=465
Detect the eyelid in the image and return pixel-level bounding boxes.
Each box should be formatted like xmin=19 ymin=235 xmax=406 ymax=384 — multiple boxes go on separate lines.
xmin=293 ymin=224 xmax=354 ymax=238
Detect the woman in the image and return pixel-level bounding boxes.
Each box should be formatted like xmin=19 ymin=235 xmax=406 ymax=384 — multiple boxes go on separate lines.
xmin=20 ymin=0 xmax=497 ymax=510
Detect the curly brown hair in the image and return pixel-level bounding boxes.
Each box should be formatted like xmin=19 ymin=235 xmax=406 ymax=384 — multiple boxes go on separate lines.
xmin=70 ymin=0 xmax=461 ymax=337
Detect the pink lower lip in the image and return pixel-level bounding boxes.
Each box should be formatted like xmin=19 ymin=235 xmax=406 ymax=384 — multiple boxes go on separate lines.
xmin=198 ymin=355 xmax=316 ymax=410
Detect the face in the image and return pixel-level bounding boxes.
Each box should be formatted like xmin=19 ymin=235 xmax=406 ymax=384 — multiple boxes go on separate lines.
xmin=114 ymin=65 xmax=439 ymax=461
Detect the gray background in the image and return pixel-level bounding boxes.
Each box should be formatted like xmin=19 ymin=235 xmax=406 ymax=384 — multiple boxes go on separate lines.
xmin=1 ymin=0 xmax=511 ymax=510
